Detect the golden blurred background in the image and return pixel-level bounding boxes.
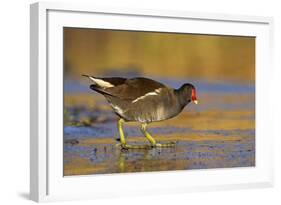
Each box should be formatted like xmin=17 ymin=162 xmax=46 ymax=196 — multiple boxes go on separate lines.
xmin=63 ymin=28 xmax=255 ymax=175
xmin=64 ymin=27 xmax=255 ymax=83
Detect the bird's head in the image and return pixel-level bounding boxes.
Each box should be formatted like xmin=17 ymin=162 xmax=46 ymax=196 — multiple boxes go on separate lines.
xmin=178 ymin=83 xmax=198 ymax=105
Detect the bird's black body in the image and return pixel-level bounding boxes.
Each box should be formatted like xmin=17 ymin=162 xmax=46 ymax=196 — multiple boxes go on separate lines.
xmin=83 ymin=75 xmax=198 ymax=149
xmin=85 ymin=76 xmax=196 ymax=123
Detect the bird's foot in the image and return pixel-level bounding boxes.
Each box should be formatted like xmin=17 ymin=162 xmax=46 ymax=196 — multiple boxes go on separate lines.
xmin=116 ymin=142 xmax=177 ymax=149
xmin=118 ymin=143 xmax=153 ymax=150
xmin=153 ymin=141 xmax=177 ymax=148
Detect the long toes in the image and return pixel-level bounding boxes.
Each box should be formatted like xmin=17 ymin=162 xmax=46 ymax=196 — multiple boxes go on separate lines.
xmin=118 ymin=142 xmax=176 ymax=149
xmin=119 ymin=144 xmax=153 ymax=150
xmin=120 ymin=144 xmax=129 ymax=150
xmin=155 ymin=141 xmax=176 ymax=148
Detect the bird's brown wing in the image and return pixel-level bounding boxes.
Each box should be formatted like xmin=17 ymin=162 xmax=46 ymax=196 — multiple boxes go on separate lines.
xmin=83 ymin=75 xmax=127 ymax=87
xmin=104 ymin=77 xmax=167 ymax=101
xmin=98 ymin=77 xmax=127 ymax=87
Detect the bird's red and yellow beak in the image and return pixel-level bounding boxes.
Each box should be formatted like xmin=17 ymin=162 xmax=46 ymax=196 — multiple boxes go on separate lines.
xmin=191 ymin=88 xmax=198 ymax=104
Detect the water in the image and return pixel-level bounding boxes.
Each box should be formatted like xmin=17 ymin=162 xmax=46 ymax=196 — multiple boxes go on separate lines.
xmin=63 ymin=78 xmax=255 ymax=176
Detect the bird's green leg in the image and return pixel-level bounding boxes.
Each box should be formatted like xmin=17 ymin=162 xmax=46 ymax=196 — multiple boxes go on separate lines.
xmin=117 ymin=119 xmax=126 ymax=146
xmin=140 ymin=123 xmax=156 ymax=146
xmin=141 ymin=123 xmax=176 ymax=148
xmin=117 ymin=119 xmax=151 ymax=149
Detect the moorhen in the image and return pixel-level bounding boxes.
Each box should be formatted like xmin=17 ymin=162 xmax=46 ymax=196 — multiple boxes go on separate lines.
xmin=83 ymin=75 xmax=198 ymax=149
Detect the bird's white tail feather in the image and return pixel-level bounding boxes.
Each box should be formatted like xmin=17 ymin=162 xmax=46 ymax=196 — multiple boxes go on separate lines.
xmin=88 ymin=76 xmax=114 ymax=88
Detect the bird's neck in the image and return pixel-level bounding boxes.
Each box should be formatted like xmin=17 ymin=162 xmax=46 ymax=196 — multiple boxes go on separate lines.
xmin=175 ymin=88 xmax=191 ymax=108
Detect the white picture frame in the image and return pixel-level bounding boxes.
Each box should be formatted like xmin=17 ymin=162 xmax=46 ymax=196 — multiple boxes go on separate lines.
xmin=30 ymin=2 xmax=274 ymax=202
